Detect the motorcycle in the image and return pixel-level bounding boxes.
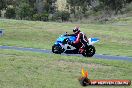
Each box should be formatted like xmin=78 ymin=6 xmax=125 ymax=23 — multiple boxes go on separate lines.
xmin=52 ymin=33 xmax=99 ymax=57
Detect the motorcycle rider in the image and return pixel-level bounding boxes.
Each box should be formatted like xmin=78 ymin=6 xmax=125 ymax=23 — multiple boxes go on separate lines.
xmin=69 ymin=26 xmax=89 ymax=53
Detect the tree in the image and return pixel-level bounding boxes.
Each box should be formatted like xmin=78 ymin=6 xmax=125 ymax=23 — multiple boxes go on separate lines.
xmin=0 ymin=11 xmax=1 ymax=17
xmin=0 ymin=0 xmax=6 ymax=10
xmin=15 ymin=3 xmax=34 ymax=20
xmin=67 ymin=0 xmax=97 ymax=15
xmin=126 ymin=0 xmax=132 ymax=3
xmin=35 ymin=0 xmax=57 ymax=14
xmin=99 ymin=0 xmax=126 ymax=14
xmin=5 ymin=6 xmax=16 ymax=18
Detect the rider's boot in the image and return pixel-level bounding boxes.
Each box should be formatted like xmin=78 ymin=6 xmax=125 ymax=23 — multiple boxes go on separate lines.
xmin=79 ymin=48 xmax=84 ymax=54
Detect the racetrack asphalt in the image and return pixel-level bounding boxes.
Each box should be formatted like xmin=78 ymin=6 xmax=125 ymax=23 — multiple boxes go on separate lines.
xmin=0 ymin=45 xmax=132 ymax=62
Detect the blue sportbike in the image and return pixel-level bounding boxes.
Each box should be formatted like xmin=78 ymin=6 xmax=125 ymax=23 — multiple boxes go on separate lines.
xmin=52 ymin=33 xmax=99 ymax=57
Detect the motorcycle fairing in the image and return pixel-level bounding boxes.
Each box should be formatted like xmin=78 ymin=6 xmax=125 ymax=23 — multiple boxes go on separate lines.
xmin=55 ymin=35 xmax=77 ymax=45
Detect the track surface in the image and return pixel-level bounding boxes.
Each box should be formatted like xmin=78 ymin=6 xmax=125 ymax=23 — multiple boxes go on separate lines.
xmin=0 ymin=46 xmax=132 ymax=61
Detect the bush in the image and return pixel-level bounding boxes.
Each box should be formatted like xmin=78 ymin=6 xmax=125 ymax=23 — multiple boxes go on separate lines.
xmin=33 ymin=13 xmax=49 ymax=21
xmin=41 ymin=13 xmax=49 ymax=21
xmin=33 ymin=14 xmax=41 ymax=21
xmin=53 ymin=11 xmax=70 ymax=22
xmin=61 ymin=11 xmax=70 ymax=21
xmin=5 ymin=6 xmax=16 ymax=18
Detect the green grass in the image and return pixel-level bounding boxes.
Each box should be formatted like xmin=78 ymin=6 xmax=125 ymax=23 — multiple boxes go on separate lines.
xmin=0 ymin=49 xmax=132 ymax=88
xmin=0 ymin=18 xmax=132 ymax=56
xmin=0 ymin=18 xmax=132 ymax=88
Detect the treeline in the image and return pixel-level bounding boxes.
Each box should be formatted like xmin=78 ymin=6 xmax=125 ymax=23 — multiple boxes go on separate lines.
xmin=0 ymin=0 xmax=132 ymax=22
xmin=67 ymin=0 xmax=132 ymax=22
xmin=0 ymin=0 xmax=58 ymax=21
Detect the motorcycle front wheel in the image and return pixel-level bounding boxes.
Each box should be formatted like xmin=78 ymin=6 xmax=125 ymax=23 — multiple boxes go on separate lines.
xmin=52 ymin=45 xmax=64 ymax=54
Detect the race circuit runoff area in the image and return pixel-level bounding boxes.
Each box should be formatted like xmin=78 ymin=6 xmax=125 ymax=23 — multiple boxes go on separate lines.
xmin=0 ymin=45 xmax=132 ymax=61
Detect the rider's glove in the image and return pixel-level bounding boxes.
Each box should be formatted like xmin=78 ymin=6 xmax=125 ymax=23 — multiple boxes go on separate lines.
xmin=64 ymin=32 xmax=68 ymax=36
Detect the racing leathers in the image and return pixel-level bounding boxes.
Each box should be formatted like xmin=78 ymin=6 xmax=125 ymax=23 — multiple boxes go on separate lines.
xmin=67 ymin=31 xmax=88 ymax=53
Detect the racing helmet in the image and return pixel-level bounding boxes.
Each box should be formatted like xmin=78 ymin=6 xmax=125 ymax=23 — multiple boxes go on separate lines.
xmin=73 ymin=26 xmax=80 ymax=34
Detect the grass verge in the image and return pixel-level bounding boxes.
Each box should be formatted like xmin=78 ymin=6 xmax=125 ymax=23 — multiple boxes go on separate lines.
xmin=0 ymin=18 xmax=132 ymax=56
xmin=0 ymin=49 xmax=132 ymax=88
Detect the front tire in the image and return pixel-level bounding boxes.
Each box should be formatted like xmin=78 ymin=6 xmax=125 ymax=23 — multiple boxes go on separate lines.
xmin=52 ymin=45 xmax=64 ymax=54
xmin=82 ymin=45 xmax=95 ymax=57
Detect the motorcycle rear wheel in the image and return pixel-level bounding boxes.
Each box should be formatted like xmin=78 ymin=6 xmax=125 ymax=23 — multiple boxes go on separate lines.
xmin=82 ymin=45 xmax=95 ymax=57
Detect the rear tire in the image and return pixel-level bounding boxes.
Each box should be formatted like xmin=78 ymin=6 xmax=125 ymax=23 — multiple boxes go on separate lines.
xmin=52 ymin=45 xmax=63 ymax=54
xmin=82 ymin=45 xmax=95 ymax=57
